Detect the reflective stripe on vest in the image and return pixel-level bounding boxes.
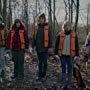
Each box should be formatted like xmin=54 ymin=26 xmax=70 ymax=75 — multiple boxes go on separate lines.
xmin=34 ymin=25 xmax=49 ymax=48
xmin=58 ymin=31 xmax=76 ymax=57
xmin=10 ymin=30 xmax=25 ymax=49
xmin=0 ymin=29 xmax=5 ymax=46
xmin=19 ymin=30 xmax=25 ymax=49
xmin=44 ymin=25 xmax=49 ymax=48
xmin=70 ymin=32 xmax=76 ymax=57
xmin=58 ymin=32 xmax=65 ymax=56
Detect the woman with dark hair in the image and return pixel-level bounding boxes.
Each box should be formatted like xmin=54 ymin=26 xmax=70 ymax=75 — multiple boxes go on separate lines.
xmin=7 ymin=19 xmax=29 ymax=79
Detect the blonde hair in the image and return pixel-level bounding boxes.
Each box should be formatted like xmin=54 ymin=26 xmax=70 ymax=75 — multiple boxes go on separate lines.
xmin=62 ymin=21 xmax=73 ymax=31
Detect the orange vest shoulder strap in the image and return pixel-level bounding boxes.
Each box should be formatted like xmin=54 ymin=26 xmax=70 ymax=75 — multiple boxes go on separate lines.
xmin=44 ymin=25 xmax=49 ymax=48
xmin=70 ymin=32 xmax=76 ymax=57
xmin=19 ymin=29 xmax=24 ymax=33
xmin=10 ymin=30 xmax=15 ymax=38
xmin=1 ymin=29 xmax=5 ymax=39
xmin=71 ymin=32 xmax=76 ymax=37
xmin=60 ymin=31 xmax=65 ymax=37
xmin=19 ymin=30 xmax=25 ymax=49
xmin=10 ymin=30 xmax=15 ymax=48
xmin=44 ymin=25 xmax=48 ymax=30
xmin=1 ymin=29 xmax=5 ymax=46
xmin=58 ymin=31 xmax=65 ymax=56
xmin=10 ymin=29 xmax=15 ymax=33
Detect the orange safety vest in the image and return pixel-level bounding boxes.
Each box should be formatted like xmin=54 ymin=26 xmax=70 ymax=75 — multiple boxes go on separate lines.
xmin=58 ymin=31 xmax=76 ymax=57
xmin=0 ymin=29 xmax=5 ymax=46
xmin=34 ymin=25 xmax=49 ymax=48
xmin=33 ymin=26 xmax=38 ymax=40
xmin=10 ymin=29 xmax=25 ymax=49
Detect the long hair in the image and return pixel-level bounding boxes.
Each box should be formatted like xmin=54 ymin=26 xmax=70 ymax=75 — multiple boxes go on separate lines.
xmin=62 ymin=21 xmax=73 ymax=31
xmin=12 ymin=19 xmax=25 ymax=30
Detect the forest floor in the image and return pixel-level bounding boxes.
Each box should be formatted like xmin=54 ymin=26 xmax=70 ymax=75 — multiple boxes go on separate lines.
xmin=0 ymin=52 xmax=90 ymax=90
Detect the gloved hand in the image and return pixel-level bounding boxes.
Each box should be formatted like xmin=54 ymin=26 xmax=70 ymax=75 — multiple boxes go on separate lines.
xmin=74 ymin=56 xmax=80 ymax=61
xmin=53 ymin=55 xmax=60 ymax=62
xmin=73 ymin=56 xmax=80 ymax=65
xmin=48 ymin=48 xmax=54 ymax=56
xmin=4 ymin=51 xmax=12 ymax=60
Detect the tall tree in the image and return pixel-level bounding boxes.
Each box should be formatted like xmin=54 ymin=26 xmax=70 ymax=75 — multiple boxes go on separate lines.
xmin=2 ymin=0 xmax=7 ymax=24
xmin=7 ymin=0 xmax=12 ymax=29
xmin=68 ymin=0 xmax=71 ymax=21
xmin=49 ymin=0 xmax=52 ymax=32
xmin=0 ymin=0 xmax=2 ymax=14
xmin=87 ymin=3 xmax=90 ymax=35
xmin=64 ymin=0 xmax=68 ymax=21
xmin=71 ymin=0 xmax=73 ymax=23
xmin=23 ymin=0 xmax=28 ymax=30
xmin=75 ymin=0 xmax=79 ymax=32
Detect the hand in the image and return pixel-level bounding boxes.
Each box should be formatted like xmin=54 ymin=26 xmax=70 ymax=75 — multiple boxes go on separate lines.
xmin=48 ymin=48 xmax=54 ymax=56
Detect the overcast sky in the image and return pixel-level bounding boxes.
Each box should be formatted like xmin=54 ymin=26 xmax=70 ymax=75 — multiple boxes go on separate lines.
xmin=14 ymin=0 xmax=90 ymax=25
xmin=28 ymin=0 xmax=90 ymax=25
xmin=55 ymin=0 xmax=90 ymax=25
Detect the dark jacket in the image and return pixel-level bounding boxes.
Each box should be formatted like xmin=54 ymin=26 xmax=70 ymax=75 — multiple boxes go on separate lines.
xmin=0 ymin=23 xmax=8 ymax=48
xmin=7 ymin=27 xmax=29 ymax=50
xmin=54 ymin=31 xmax=79 ymax=56
xmin=32 ymin=23 xmax=52 ymax=53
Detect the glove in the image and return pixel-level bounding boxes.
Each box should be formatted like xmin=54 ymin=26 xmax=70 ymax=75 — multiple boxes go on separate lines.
xmin=48 ymin=48 xmax=54 ymax=56
xmin=74 ymin=56 xmax=80 ymax=61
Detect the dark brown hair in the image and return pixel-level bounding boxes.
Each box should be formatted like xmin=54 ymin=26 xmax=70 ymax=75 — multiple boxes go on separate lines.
xmin=12 ymin=19 xmax=25 ymax=30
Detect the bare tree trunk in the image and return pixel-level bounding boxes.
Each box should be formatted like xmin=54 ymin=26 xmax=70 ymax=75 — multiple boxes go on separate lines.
xmin=71 ymin=0 xmax=73 ymax=23
xmin=2 ymin=0 xmax=7 ymax=24
xmin=23 ymin=0 xmax=28 ymax=31
xmin=53 ymin=0 xmax=55 ymax=32
xmin=53 ymin=0 xmax=56 ymax=46
xmin=87 ymin=4 xmax=90 ymax=35
xmin=75 ymin=0 xmax=79 ymax=32
xmin=49 ymin=0 xmax=52 ymax=37
xmin=64 ymin=0 xmax=68 ymax=21
xmin=7 ymin=0 xmax=12 ymax=29
xmin=0 ymin=0 xmax=2 ymax=15
xmin=68 ymin=0 xmax=71 ymax=21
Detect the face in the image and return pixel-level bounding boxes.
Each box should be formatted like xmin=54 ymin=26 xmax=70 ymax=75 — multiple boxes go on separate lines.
xmin=64 ymin=22 xmax=72 ymax=31
xmin=39 ymin=18 xmax=45 ymax=24
xmin=16 ymin=22 xmax=21 ymax=28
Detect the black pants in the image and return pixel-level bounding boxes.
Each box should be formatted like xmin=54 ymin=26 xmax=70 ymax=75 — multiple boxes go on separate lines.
xmin=37 ymin=52 xmax=48 ymax=78
xmin=12 ymin=50 xmax=25 ymax=77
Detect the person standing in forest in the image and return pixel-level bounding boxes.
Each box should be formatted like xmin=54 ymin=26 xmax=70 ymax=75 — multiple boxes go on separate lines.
xmin=32 ymin=13 xmax=53 ymax=81
xmin=0 ymin=15 xmax=9 ymax=82
xmin=54 ymin=21 xmax=79 ymax=87
xmin=7 ymin=19 xmax=29 ymax=79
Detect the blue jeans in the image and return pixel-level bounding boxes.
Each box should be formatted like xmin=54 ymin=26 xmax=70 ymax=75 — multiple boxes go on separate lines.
xmin=60 ymin=55 xmax=73 ymax=83
xmin=37 ymin=52 xmax=48 ymax=78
